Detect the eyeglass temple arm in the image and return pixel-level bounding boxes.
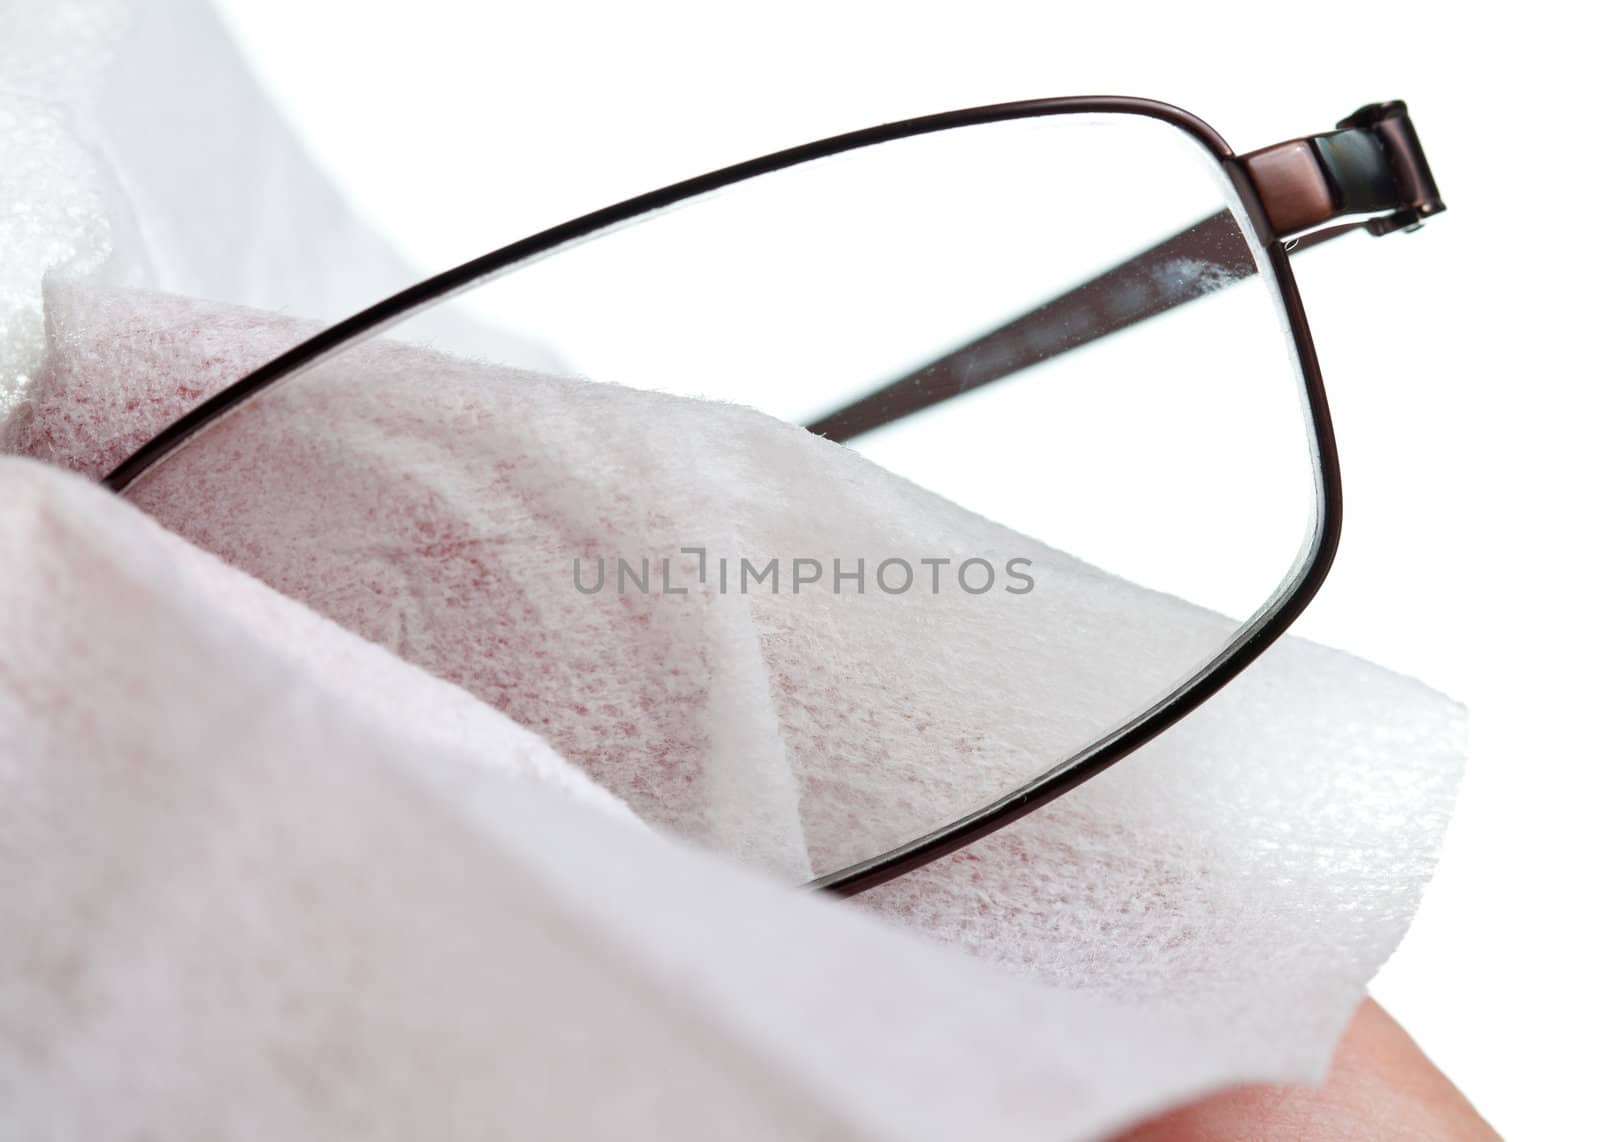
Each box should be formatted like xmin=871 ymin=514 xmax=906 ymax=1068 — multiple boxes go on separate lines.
xmin=805 ymin=101 xmax=1444 ymax=444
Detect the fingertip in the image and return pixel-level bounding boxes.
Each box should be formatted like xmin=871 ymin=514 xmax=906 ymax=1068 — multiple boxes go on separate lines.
xmin=1110 ymin=999 xmax=1498 ymax=1142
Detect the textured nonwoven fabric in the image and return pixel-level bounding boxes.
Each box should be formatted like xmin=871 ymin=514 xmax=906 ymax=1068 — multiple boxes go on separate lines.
xmin=2 ymin=457 xmax=1278 ymax=1142
xmin=0 ymin=0 xmax=558 ymax=423
xmin=10 ymin=278 xmax=1464 ymax=1065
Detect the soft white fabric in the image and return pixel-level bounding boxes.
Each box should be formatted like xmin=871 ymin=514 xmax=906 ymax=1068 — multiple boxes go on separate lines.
xmin=14 ymin=274 xmax=1463 ymax=976
xmin=0 ymin=458 xmax=1449 ymax=1141
xmin=0 ymin=0 xmax=555 ymax=423
xmin=3 ymin=280 xmax=1465 ymax=1139
xmin=0 ymin=2 xmax=1467 ymax=1139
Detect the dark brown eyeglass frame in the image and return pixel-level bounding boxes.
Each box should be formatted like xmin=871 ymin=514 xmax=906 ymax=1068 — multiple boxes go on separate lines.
xmin=103 ymin=95 xmax=1444 ymax=897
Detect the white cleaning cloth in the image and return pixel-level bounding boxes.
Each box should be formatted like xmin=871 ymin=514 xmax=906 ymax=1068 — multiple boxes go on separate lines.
xmin=0 ymin=456 xmax=1248 ymax=1141
xmin=5 ymin=277 xmax=1464 ymax=1126
xmin=0 ymin=2 xmax=1466 ymax=1138
xmin=0 ymin=456 xmax=1459 ymax=1142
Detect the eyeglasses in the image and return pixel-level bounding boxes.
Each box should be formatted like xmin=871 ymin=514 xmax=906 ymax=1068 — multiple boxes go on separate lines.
xmin=104 ymin=97 xmax=1445 ymax=895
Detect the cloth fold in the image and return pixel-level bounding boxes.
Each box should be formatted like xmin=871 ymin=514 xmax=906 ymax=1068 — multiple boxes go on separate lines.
xmin=9 ymin=277 xmax=1465 ymax=1098
xmin=0 ymin=458 xmax=1453 ymax=1141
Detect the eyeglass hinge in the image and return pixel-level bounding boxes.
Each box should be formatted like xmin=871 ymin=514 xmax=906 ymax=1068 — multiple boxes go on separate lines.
xmin=1240 ymin=100 xmax=1446 ymax=241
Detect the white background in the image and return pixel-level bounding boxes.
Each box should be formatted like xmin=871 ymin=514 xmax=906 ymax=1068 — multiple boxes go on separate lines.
xmin=212 ymin=2 xmax=1596 ymax=1134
